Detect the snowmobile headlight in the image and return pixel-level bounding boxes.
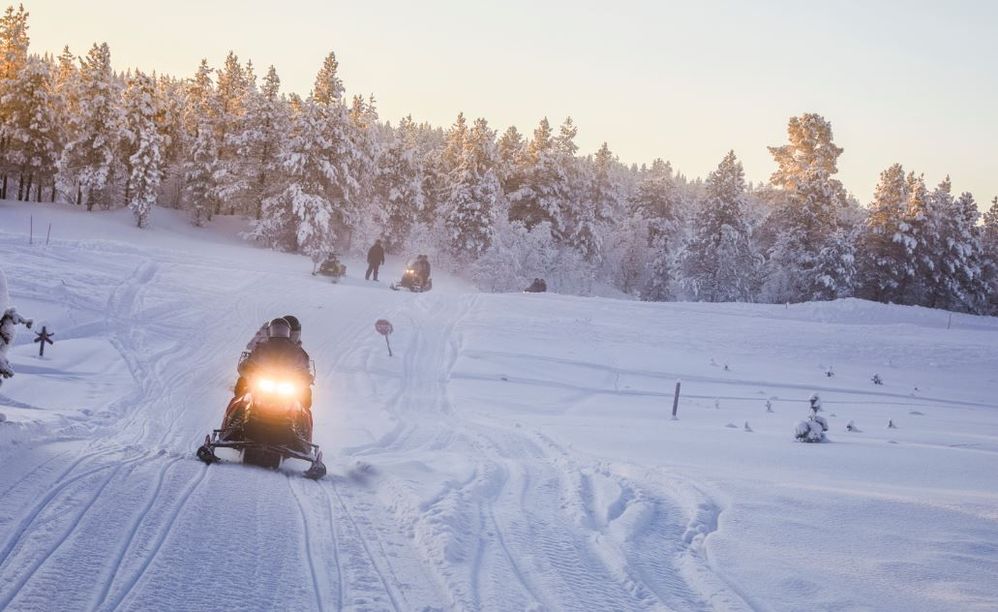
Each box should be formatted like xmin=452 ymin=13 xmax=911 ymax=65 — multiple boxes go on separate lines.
xmin=255 ymin=378 xmax=297 ymax=396
xmin=275 ymin=381 xmax=297 ymax=396
xmin=406 ymin=268 xmax=414 ymax=274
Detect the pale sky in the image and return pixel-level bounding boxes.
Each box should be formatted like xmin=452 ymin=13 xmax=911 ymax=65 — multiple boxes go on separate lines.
xmin=20 ymin=0 xmax=998 ymax=208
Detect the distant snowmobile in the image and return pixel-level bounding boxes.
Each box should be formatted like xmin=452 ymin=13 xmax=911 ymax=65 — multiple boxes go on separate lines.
xmin=390 ymin=255 xmax=432 ymax=292
xmin=197 ymin=360 xmax=326 ymax=479
xmin=312 ymin=253 xmax=346 ymax=282
xmin=523 ymin=278 xmax=547 ymax=293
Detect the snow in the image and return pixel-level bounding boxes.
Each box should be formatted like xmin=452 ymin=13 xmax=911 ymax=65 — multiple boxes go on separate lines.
xmin=1 ymin=199 xmax=997 ymax=611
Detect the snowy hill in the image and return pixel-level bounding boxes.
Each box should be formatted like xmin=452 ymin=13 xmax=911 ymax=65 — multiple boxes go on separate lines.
xmin=1 ymin=200 xmax=997 ymax=611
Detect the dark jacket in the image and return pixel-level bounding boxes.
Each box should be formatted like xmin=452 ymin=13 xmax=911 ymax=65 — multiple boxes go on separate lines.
xmin=367 ymin=243 xmax=385 ymax=266
xmin=239 ymin=338 xmax=311 ymax=381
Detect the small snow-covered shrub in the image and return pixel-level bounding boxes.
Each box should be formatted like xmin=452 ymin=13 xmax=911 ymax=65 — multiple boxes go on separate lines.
xmin=795 ymin=392 xmax=829 ymax=442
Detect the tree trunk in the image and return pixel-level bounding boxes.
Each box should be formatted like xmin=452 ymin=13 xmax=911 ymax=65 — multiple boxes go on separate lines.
xmin=24 ymin=173 xmax=33 ymax=202
xmin=17 ymin=173 xmax=24 ymax=201
xmin=35 ymin=182 xmax=41 ymax=202
xmin=50 ymin=182 xmax=56 ymax=202
xmin=1 ymin=174 xmax=7 ymax=199
xmin=76 ymin=184 xmax=82 ymax=206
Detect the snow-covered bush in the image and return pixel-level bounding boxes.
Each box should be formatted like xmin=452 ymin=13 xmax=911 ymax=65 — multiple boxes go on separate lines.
xmin=794 ymin=393 xmax=828 ymax=443
xmin=0 ymin=269 xmax=34 ymax=387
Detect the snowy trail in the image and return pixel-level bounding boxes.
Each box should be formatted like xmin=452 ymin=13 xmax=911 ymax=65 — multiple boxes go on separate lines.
xmin=2 ymin=204 xmax=997 ymax=611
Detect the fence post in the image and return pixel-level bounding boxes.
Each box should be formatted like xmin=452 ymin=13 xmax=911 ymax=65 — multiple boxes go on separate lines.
xmin=46 ymin=223 xmax=52 ymax=245
xmin=671 ymin=380 xmax=681 ymax=420
xmin=29 ymin=215 xmax=33 ymax=245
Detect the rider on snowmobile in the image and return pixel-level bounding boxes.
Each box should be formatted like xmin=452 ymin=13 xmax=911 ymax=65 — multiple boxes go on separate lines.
xmin=238 ymin=317 xmax=312 ymax=402
xmin=226 ymin=317 xmax=314 ymax=436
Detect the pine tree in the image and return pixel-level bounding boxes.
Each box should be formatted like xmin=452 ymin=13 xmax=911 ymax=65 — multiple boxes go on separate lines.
xmin=764 ymin=114 xmax=848 ymax=302
xmin=856 ymin=164 xmax=914 ymax=303
xmin=214 ymin=51 xmax=252 ymax=215
xmin=308 ymin=51 xmax=361 ymax=243
xmin=234 ymin=64 xmax=287 ymax=219
xmin=2 ymin=56 xmax=60 ymax=201
xmin=122 ymin=71 xmax=163 ymax=228
xmin=982 ymin=197 xmax=998 ymax=314
xmin=496 ymin=125 xmax=526 ymax=197
xmin=373 ymin=115 xmax=423 ymax=251
xmin=570 ymin=142 xmax=619 ymax=263
xmin=0 ymin=3 xmax=30 ymax=199
xmin=633 ymin=159 xmax=682 ymax=301
xmin=681 ymin=151 xmax=759 ymax=302
xmin=155 ymin=75 xmax=188 ymax=208
xmin=57 ymin=42 xmax=123 ymax=210
xmin=253 ymin=94 xmax=342 ymax=256
xmin=443 ymin=117 xmax=501 ymax=259
xmin=184 ymin=121 xmax=219 ymax=226
xmin=509 ymin=117 xmax=571 ymax=239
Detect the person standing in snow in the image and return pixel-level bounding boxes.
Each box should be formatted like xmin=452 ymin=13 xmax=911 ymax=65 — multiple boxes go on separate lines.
xmin=415 ymin=254 xmax=431 ymax=285
xmin=366 ymin=239 xmax=386 ymax=281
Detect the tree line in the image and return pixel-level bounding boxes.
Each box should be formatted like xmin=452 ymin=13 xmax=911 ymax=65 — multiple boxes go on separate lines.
xmin=1 ymin=5 xmax=996 ymax=313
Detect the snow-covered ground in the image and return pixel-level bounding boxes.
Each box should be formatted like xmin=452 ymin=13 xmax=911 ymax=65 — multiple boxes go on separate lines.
xmin=1 ymin=200 xmax=996 ymax=611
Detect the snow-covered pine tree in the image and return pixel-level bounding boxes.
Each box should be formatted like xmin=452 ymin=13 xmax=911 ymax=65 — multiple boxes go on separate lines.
xmin=553 ymin=117 xmax=585 ymax=246
xmin=234 ymin=64 xmax=287 ymax=219
xmin=373 ymin=115 xmax=423 ymax=251
xmin=307 ymin=51 xmax=361 ymax=246
xmin=509 ymin=117 xmax=564 ymax=235
xmin=2 ymin=56 xmax=60 ymax=202
xmin=253 ymin=94 xmax=341 ymax=256
xmin=422 ymin=112 xmax=468 ymax=225
xmin=496 ymin=125 xmax=527 ymax=199
xmin=634 ymin=159 xmax=682 ymax=302
xmin=601 ymin=214 xmax=652 ymax=296
xmin=0 ymin=3 xmax=30 ymax=199
xmin=681 ymin=151 xmax=759 ymax=302
xmin=154 ymin=74 xmax=188 ymax=208
xmin=212 ymin=52 xmax=252 ymax=215
xmin=443 ymin=117 xmax=501 ymax=260
xmin=982 ymin=197 xmax=998 ymax=314
xmin=764 ymin=114 xmax=848 ymax=302
xmin=184 ymin=121 xmax=219 ymax=226
xmin=950 ymin=192 xmax=988 ymax=312
xmin=122 ymin=70 xmax=163 ymax=228
xmin=856 ymin=164 xmax=914 ymax=303
xmin=900 ymin=172 xmax=933 ymax=304
xmin=571 ymin=142 xmax=619 ymax=263
xmin=347 ymin=93 xmax=381 ymax=247
xmin=180 ymin=60 xmax=222 ymax=223
xmin=812 ymin=226 xmax=858 ymax=299
xmin=57 ymin=42 xmax=123 ymax=211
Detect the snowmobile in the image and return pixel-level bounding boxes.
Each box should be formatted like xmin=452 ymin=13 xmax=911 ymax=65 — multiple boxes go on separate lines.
xmin=312 ymin=253 xmax=346 ymax=282
xmin=390 ymin=257 xmax=432 ymax=293
xmin=197 ymin=366 xmax=326 ymax=479
xmin=523 ymin=278 xmax=547 ymax=293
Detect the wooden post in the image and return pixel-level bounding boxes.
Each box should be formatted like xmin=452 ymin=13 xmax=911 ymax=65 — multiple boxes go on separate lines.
xmin=947 ymin=312 xmax=952 ymax=330
xmin=671 ymin=380 xmax=681 ymax=419
xmin=46 ymin=223 xmax=52 ymax=245
xmin=29 ymin=215 xmax=33 ymax=245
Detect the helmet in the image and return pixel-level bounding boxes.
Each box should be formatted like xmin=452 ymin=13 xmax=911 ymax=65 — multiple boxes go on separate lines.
xmin=268 ymin=317 xmax=291 ymax=339
xmin=283 ymin=315 xmax=301 ymax=343
xmin=283 ymin=315 xmax=301 ymax=332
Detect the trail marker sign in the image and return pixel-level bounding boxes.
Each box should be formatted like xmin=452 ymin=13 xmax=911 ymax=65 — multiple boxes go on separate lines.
xmin=375 ymin=319 xmax=394 ymax=356
xmin=34 ymin=326 xmax=54 ymax=357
